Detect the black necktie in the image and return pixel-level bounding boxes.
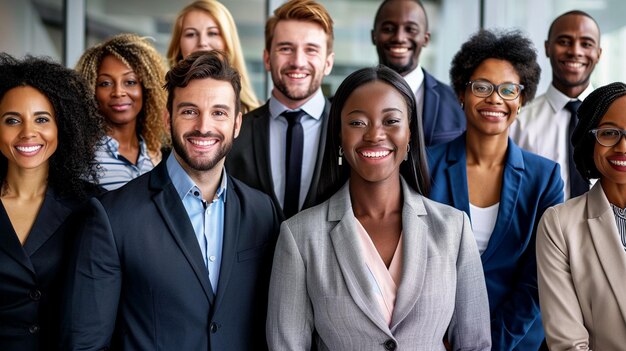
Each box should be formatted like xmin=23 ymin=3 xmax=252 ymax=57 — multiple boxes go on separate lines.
xmin=282 ymin=110 xmax=306 ymax=218
xmin=565 ymin=100 xmax=587 ymax=197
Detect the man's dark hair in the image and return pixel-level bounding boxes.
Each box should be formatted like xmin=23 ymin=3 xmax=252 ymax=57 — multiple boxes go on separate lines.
xmin=373 ymin=0 xmax=429 ymax=31
xmin=547 ymin=10 xmax=599 ymax=40
xmin=164 ymin=50 xmax=242 ymax=115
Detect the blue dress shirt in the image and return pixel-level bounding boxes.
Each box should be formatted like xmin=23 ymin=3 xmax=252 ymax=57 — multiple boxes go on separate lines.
xmin=166 ymin=153 xmax=226 ymax=294
xmin=268 ymin=89 xmax=325 ymax=210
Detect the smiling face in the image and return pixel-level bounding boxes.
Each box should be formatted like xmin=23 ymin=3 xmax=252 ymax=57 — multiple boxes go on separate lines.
xmin=263 ymin=20 xmax=334 ymax=109
xmin=95 ymin=55 xmax=143 ymax=128
xmin=168 ymin=78 xmax=241 ymax=174
xmin=179 ymin=10 xmax=226 ymax=59
xmin=341 ymin=80 xmax=410 ymax=185
xmin=594 ymin=96 xmax=626 ymax=192
xmin=545 ymin=14 xmax=602 ymax=98
xmin=0 ymin=86 xmax=58 ymax=173
xmin=461 ymin=58 xmax=523 ymax=137
xmin=372 ymin=0 xmax=430 ymax=76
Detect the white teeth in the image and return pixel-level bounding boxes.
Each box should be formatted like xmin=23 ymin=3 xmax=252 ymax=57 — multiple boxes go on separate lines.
xmin=609 ymin=160 xmax=626 ymax=166
xmin=565 ymin=62 xmax=584 ymax=68
xmin=16 ymin=145 xmax=42 ymax=153
xmin=190 ymin=139 xmax=217 ymax=146
xmin=390 ymin=47 xmax=408 ymax=53
xmin=480 ymin=111 xmax=506 ymax=118
xmin=361 ymin=150 xmax=391 ymax=158
xmin=288 ymin=73 xmax=307 ymax=79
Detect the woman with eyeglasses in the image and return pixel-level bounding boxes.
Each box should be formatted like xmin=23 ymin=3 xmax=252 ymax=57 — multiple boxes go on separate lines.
xmin=537 ymin=82 xmax=626 ymax=350
xmin=427 ymin=30 xmax=564 ymax=351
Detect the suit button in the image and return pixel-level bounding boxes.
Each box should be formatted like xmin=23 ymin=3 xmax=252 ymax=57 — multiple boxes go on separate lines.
xmin=210 ymin=322 xmax=219 ymax=333
xmin=383 ymin=339 xmax=396 ymax=351
xmin=29 ymin=289 xmax=42 ymax=301
xmin=29 ymin=324 xmax=40 ymax=334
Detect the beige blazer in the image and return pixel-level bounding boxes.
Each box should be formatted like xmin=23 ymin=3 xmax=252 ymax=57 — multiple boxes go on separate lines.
xmin=537 ymin=182 xmax=626 ymax=350
xmin=266 ymin=179 xmax=491 ymax=351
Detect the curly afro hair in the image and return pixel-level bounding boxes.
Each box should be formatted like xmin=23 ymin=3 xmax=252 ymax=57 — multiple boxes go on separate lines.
xmin=449 ymin=29 xmax=541 ymax=106
xmin=572 ymin=82 xmax=626 ymax=180
xmin=0 ymin=53 xmax=104 ymax=199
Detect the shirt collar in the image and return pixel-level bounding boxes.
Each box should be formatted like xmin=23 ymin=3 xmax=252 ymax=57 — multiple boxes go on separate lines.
xmin=166 ymin=152 xmax=228 ymax=202
xmin=402 ymin=65 xmax=424 ymax=94
xmin=546 ymin=83 xmax=595 ymax=113
xmin=268 ymin=88 xmax=325 ymax=121
xmin=102 ymin=135 xmax=149 ymax=159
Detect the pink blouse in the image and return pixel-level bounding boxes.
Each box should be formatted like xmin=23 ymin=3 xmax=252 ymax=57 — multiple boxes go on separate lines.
xmin=355 ymin=219 xmax=403 ymax=326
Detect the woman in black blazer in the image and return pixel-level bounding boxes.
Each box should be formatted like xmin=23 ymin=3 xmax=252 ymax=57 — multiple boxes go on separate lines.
xmin=0 ymin=54 xmax=103 ymax=350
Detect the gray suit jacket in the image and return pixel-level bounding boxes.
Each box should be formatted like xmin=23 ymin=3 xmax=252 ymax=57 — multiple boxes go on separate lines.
xmin=267 ymin=179 xmax=491 ymax=351
xmin=537 ymin=181 xmax=626 ymax=350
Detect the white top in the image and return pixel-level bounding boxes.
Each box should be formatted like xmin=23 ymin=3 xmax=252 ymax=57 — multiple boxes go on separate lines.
xmin=403 ymin=65 xmax=425 ymax=126
xmin=510 ymin=84 xmax=594 ymax=199
xmin=469 ymin=202 xmax=499 ymax=254
xmin=268 ymin=89 xmax=325 ymax=210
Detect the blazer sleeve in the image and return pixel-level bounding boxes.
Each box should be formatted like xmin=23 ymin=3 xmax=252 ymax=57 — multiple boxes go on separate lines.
xmin=61 ymin=198 xmax=122 ymax=351
xmin=536 ymin=207 xmax=589 ymax=351
xmin=448 ymin=212 xmax=492 ymax=351
xmin=266 ymin=221 xmax=314 ymax=351
xmin=491 ymin=163 xmax=564 ymax=350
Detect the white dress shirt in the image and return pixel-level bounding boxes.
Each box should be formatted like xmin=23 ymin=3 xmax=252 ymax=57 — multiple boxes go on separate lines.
xmin=268 ymin=89 xmax=325 ymax=210
xmin=402 ymin=65 xmax=425 ymax=125
xmin=510 ymin=84 xmax=594 ymax=199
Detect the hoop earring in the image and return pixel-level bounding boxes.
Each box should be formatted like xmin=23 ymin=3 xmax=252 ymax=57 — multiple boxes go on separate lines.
xmin=338 ymin=146 xmax=344 ymax=166
xmin=404 ymin=144 xmax=410 ymax=161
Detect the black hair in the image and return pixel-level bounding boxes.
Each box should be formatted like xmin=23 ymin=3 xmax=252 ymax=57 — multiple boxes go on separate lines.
xmin=449 ymin=29 xmax=541 ymax=105
xmin=316 ymin=65 xmax=430 ymax=203
xmin=0 ymin=53 xmax=104 ymax=199
xmin=373 ymin=0 xmax=428 ymax=31
xmin=547 ymin=10 xmax=600 ymax=40
xmin=572 ymin=82 xmax=626 ymax=180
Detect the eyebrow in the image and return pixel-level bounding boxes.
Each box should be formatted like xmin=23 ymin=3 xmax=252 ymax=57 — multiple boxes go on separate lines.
xmin=1 ymin=111 xmax=53 ymax=117
xmin=346 ymin=107 xmax=404 ymax=116
xmin=555 ymin=34 xmax=597 ymax=43
xmin=275 ymin=41 xmax=322 ymax=49
xmin=597 ymin=122 xmax=622 ymax=128
xmin=176 ymin=102 xmax=233 ymax=111
xmin=97 ymin=71 xmax=136 ymax=78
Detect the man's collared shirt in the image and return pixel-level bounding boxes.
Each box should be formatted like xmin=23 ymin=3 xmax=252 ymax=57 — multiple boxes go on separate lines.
xmin=94 ymin=135 xmax=154 ymax=190
xmin=402 ymin=65 xmax=425 ymax=125
xmin=510 ymin=83 xmax=594 ymax=199
xmin=268 ymin=88 xmax=325 ymax=210
xmin=166 ymin=153 xmax=226 ymax=294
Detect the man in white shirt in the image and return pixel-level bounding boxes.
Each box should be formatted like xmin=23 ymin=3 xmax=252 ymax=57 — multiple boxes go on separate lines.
xmin=371 ymin=0 xmax=465 ymax=146
xmin=510 ymin=10 xmax=602 ymax=199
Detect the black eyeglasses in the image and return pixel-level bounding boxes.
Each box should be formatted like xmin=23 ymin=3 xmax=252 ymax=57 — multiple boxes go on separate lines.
xmin=590 ymin=128 xmax=626 ymax=147
xmin=466 ymin=80 xmax=524 ymax=100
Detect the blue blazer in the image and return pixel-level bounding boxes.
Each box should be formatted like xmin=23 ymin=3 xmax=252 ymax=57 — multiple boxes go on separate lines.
xmin=427 ymin=134 xmax=563 ymax=351
xmin=61 ymin=161 xmax=280 ymax=351
xmin=422 ymin=70 xmax=466 ymax=146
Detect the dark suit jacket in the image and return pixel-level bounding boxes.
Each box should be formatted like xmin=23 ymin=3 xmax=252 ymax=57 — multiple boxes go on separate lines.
xmin=0 ymin=187 xmax=97 ymax=351
xmin=225 ymin=100 xmax=330 ymax=220
xmin=422 ymin=69 xmax=466 ymax=146
xmin=61 ymin=162 xmax=280 ymax=351
xmin=427 ymin=134 xmax=563 ymax=351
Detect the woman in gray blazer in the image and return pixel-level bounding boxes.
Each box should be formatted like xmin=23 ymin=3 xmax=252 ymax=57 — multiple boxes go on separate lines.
xmin=537 ymin=82 xmax=626 ymax=350
xmin=266 ymin=66 xmax=491 ymax=351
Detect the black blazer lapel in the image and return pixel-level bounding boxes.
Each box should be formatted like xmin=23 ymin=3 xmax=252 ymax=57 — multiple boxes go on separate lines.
xmin=251 ymin=105 xmax=280 ymax=206
xmin=303 ymin=99 xmax=330 ymax=209
xmin=149 ymin=162 xmax=215 ymax=304
xmin=22 ymin=188 xmax=73 ymax=257
xmin=0 ymin=201 xmax=34 ymax=273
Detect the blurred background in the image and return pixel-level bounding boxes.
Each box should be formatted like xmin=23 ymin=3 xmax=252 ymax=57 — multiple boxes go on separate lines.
xmin=1 ymin=0 xmax=624 ymax=99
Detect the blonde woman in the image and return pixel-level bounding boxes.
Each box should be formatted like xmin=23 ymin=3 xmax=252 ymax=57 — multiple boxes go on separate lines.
xmin=167 ymin=0 xmax=259 ymax=113
xmin=76 ymin=33 xmax=170 ymax=190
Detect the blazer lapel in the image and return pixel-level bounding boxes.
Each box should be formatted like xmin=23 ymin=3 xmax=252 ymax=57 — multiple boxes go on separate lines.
xmin=211 ymin=176 xmax=240 ymax=313
xmin=422 ymin=71 xmax=440 ymax=146
xmin=0 ymin=200 xmax=34 ymax=273
xmin=327 ymin=183 xmax=392 ymax=335
xmin=23 ymin=188 xmax=73 ymax=257
xmin=252 ymin=105 xmax=279 ymax=204
xmin=390 ymin=179 xmax=428 ymax=330
xmin=150 ymin=163 xmax=215 ymax=304
xmin=303 ymin=99 xmax=330 ymax=209
xmin=445 ymin=136 xmax=470 ymax=215
xmin=586 ymin=183 xmax=626 ymax=320
xmin=481 ymin=140 xmax=523 ymax=263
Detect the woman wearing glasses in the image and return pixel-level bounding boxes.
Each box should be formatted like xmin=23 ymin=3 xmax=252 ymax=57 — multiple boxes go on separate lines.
xmin=537 ymin=82 xmax=626 ymax=350
xmin=427 ymin=30 xmax=563 ymax=351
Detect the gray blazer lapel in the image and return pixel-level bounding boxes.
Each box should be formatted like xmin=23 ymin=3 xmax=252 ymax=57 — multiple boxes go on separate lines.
xmin=587 ymin=183 xmax=626 ymax=320
xmin=327 ymin=183 xmax=391 ymax=334
xmin=390 ymin=179 xmax=428 ymax=329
